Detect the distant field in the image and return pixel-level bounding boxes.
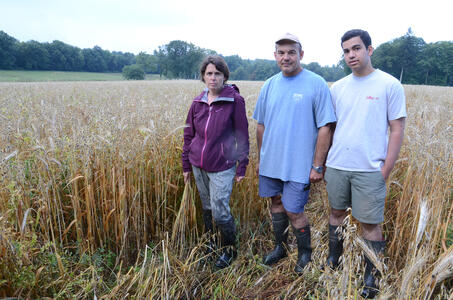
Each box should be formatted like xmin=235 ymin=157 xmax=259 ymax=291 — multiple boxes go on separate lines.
xmin=0 ymin=70 xmax=161 ymax=82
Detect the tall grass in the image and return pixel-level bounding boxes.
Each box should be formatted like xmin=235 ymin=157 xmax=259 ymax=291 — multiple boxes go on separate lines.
xmin=0 ymin=81 xmax=451 ymax=298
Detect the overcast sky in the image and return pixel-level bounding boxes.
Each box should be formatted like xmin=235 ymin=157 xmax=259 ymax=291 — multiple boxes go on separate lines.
xmin=1 ymin=0 xmax=452 ymax=66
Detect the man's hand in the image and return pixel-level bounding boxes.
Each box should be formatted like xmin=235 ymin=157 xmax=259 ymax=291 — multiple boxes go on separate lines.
xmin=235 ymin=176 xmax=244 ymax=182
xmin=309 ymin=169 xmax=323 ymax=183
xmin=380 ymin=166 xmax=391 ymax=181
xmin=183 ymin=172 xmax=191 ymax=184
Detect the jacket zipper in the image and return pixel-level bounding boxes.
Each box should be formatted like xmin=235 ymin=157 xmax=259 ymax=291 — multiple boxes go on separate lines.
xmin=200 ymin=106 xmax=212 ymax=168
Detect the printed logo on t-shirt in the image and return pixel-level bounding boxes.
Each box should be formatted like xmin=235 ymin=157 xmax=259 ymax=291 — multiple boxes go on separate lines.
xmin=293 ymin=93 xmax=304 ymax=101
xmin=366 ymin=96 xmax=380 ymax=100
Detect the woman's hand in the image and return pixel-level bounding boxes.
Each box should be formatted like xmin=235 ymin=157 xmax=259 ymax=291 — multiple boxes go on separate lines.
xmin=183 ymin=172 xmax=191 ymax=184
xmin=235 ymin=176 xmax=244 ymax=182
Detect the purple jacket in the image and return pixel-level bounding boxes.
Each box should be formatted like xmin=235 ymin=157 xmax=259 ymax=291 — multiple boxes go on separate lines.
xmin=182 ymin=84 xmax=249 ymax=177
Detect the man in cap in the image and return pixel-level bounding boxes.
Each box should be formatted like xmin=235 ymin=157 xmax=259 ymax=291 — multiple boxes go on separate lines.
xmin=253 ymin=33 xmax=336 ymax=273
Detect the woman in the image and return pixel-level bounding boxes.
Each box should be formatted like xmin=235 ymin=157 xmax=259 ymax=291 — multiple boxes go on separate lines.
xmin=182 ymin=55 xmax=249 ymax=268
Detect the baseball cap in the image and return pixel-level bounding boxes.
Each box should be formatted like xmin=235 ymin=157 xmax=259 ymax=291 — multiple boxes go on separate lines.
xmin=276 ymin=33 xmax=301 ymax=46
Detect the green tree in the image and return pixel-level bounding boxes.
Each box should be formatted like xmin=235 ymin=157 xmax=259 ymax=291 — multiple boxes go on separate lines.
xmin=250 ymin=59 xmax=279 ymax=80
xmin=420 ymin=42 xmax=453 ymax=86
xmin=166 ymin=40 xmax=196 ymax=78
xmin=224 ymin=55 xmax=243 ymax=74
xmin=0 ymin=31 xmax=18 ymax=69
xmin=321 ymin=64 xmax=345 ymax=82
xmin=122 ymin=64 xmax=145 ymax=80
xmin=82 ymin=46 xmax=108 ymax=72
xmin=1 ymin=30 xmax=452 ymax=85
xmin=156 ymin=40 xmax=214 ymax=79
xmin=111 ymin=51 xmax=135 ymax=72
xmin=136 ymin=52 xmax=158 ymax=73
xmin=154 ymin=46 xmax=169 ymax=78
xmin=185 ymin=48 xmax=205 ymax=79
xmin=166 ymin=40 xmax=191 ymax=77
xmin=231 ymin=66 xmax=247 ymax=80
xmin=46 ymin=40 xmax=79 ymax=71
xmin=305 ymin=62 xmax=323 ymax=75
xmin=372 ymin=42 xmax=399 ymax=76
xmin=373 ymin=28 xmax=426 ymax=84
xmin=397 ymin=28 xmax=426 ymax=83
xmin=304 ymin=62 xmax=346 ymax=82
xmin=16 ymin=41 xmax=50 ymax=70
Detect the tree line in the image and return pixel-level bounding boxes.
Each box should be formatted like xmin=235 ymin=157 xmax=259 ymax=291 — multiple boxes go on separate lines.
xmin=1 ymin=29 xmax=452 ymax=85
xmin=0 ymin=31 xmax=135 ymax=72
xmin=372 ymin=28 xmax=453 ymax=86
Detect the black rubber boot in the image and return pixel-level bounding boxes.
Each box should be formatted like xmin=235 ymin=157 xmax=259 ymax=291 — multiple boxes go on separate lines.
xmin=202 ymin=210 xmax=216 ymax=256
xmin=361 ymin=239 xmax=386 ymax=299
xmin=214 ymin=218 xmax=237 ymax=269
xmin=202 ymin=209 xmax=214 ymax=233
xmin=326 ymin=224 xmax=344 ymax=269
xmin=294 ymin=225 xmax=312 ymax=274
xmin=263 ymin=212 xmax=289 ymax=265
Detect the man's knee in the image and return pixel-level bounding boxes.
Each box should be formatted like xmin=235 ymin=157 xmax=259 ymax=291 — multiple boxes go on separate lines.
xmin=271 ymin=195 xmax=282 ymax=205
xmin=270 ymin=196 xmax=285 ymax=213
xmin=330 ymin=208 xmax=347 ymax=219
xmin=286 ymin=211 xmax=304 ymax=222
xmin=286 ymin=211 xmax=308 ymax=228
xmin=361 ymin=222 xmax=383 ymax=241
xmin=361 ymin=222 xmax=380 ymax=232
xmin=329 ymin=208 xmax=347 ymax=226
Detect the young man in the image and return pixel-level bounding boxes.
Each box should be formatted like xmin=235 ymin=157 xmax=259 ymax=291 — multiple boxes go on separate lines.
xmin=324 ymin=29 xmax=406 ymax=298
xmin=253 ymin=33 xmax=336 ymax=273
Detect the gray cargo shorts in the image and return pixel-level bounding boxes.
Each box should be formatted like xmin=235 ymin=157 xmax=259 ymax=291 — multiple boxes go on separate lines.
xmin=325 ymin=167 xmax=386 ymax=224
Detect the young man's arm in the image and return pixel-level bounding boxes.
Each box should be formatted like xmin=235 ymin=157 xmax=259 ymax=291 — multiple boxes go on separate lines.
xmin=310 ymin=123 xmax=334 ymax=182
xmin=381 ymin=117 xmax=406 ymax=180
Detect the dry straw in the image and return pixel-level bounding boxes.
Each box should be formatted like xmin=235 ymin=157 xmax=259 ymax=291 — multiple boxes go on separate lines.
xmin=0 ymin=81 xmax=451 ymax=298
xmin=171 ymin=182 xmax=197 ymax=255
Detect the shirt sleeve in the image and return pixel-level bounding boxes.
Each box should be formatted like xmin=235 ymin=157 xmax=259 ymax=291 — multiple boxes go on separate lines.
xmin=387 ymin=81 xmax=407 ymax=120
xmin=252 ymin=85 xmax=267 ymax=124
xmin=314 ymin=80 xmax=336 ymax=128
xmin=182 ymin=103 xmax=195 ymax=172
xmin=233 ymin=95 xmax=249 ymax=177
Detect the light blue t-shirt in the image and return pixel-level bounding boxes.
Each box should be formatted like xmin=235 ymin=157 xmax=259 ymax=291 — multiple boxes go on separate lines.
xmin=253 ymin=69 xmax=336 ymax=183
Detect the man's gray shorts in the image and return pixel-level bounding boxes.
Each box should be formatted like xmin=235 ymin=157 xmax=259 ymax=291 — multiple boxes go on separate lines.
xmin=192 ymin=165 xmax=236 ymax=224
xmin=325 ymin=167 xmax=386 ymax=224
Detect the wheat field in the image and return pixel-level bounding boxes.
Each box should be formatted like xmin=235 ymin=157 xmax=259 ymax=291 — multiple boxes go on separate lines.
xmin=0 ymin=80 xmax=451 ymax=299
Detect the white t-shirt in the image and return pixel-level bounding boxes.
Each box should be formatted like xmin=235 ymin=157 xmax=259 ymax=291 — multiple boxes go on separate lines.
xmin=326 ymin=69 xmax=407 ymax=172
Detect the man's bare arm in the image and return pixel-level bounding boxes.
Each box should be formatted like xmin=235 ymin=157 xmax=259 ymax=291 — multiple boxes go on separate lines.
xmin=256 ymin=123 xmax=265 ymax=175
xmin=310 ymin=123 xmax=334 ymax=182
xmin=381 ymin=118 xmax=406 ymax=180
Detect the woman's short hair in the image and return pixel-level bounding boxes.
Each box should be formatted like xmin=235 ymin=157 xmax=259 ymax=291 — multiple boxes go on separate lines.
xmin=200 ymin=55 xmax=230 ymax=83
